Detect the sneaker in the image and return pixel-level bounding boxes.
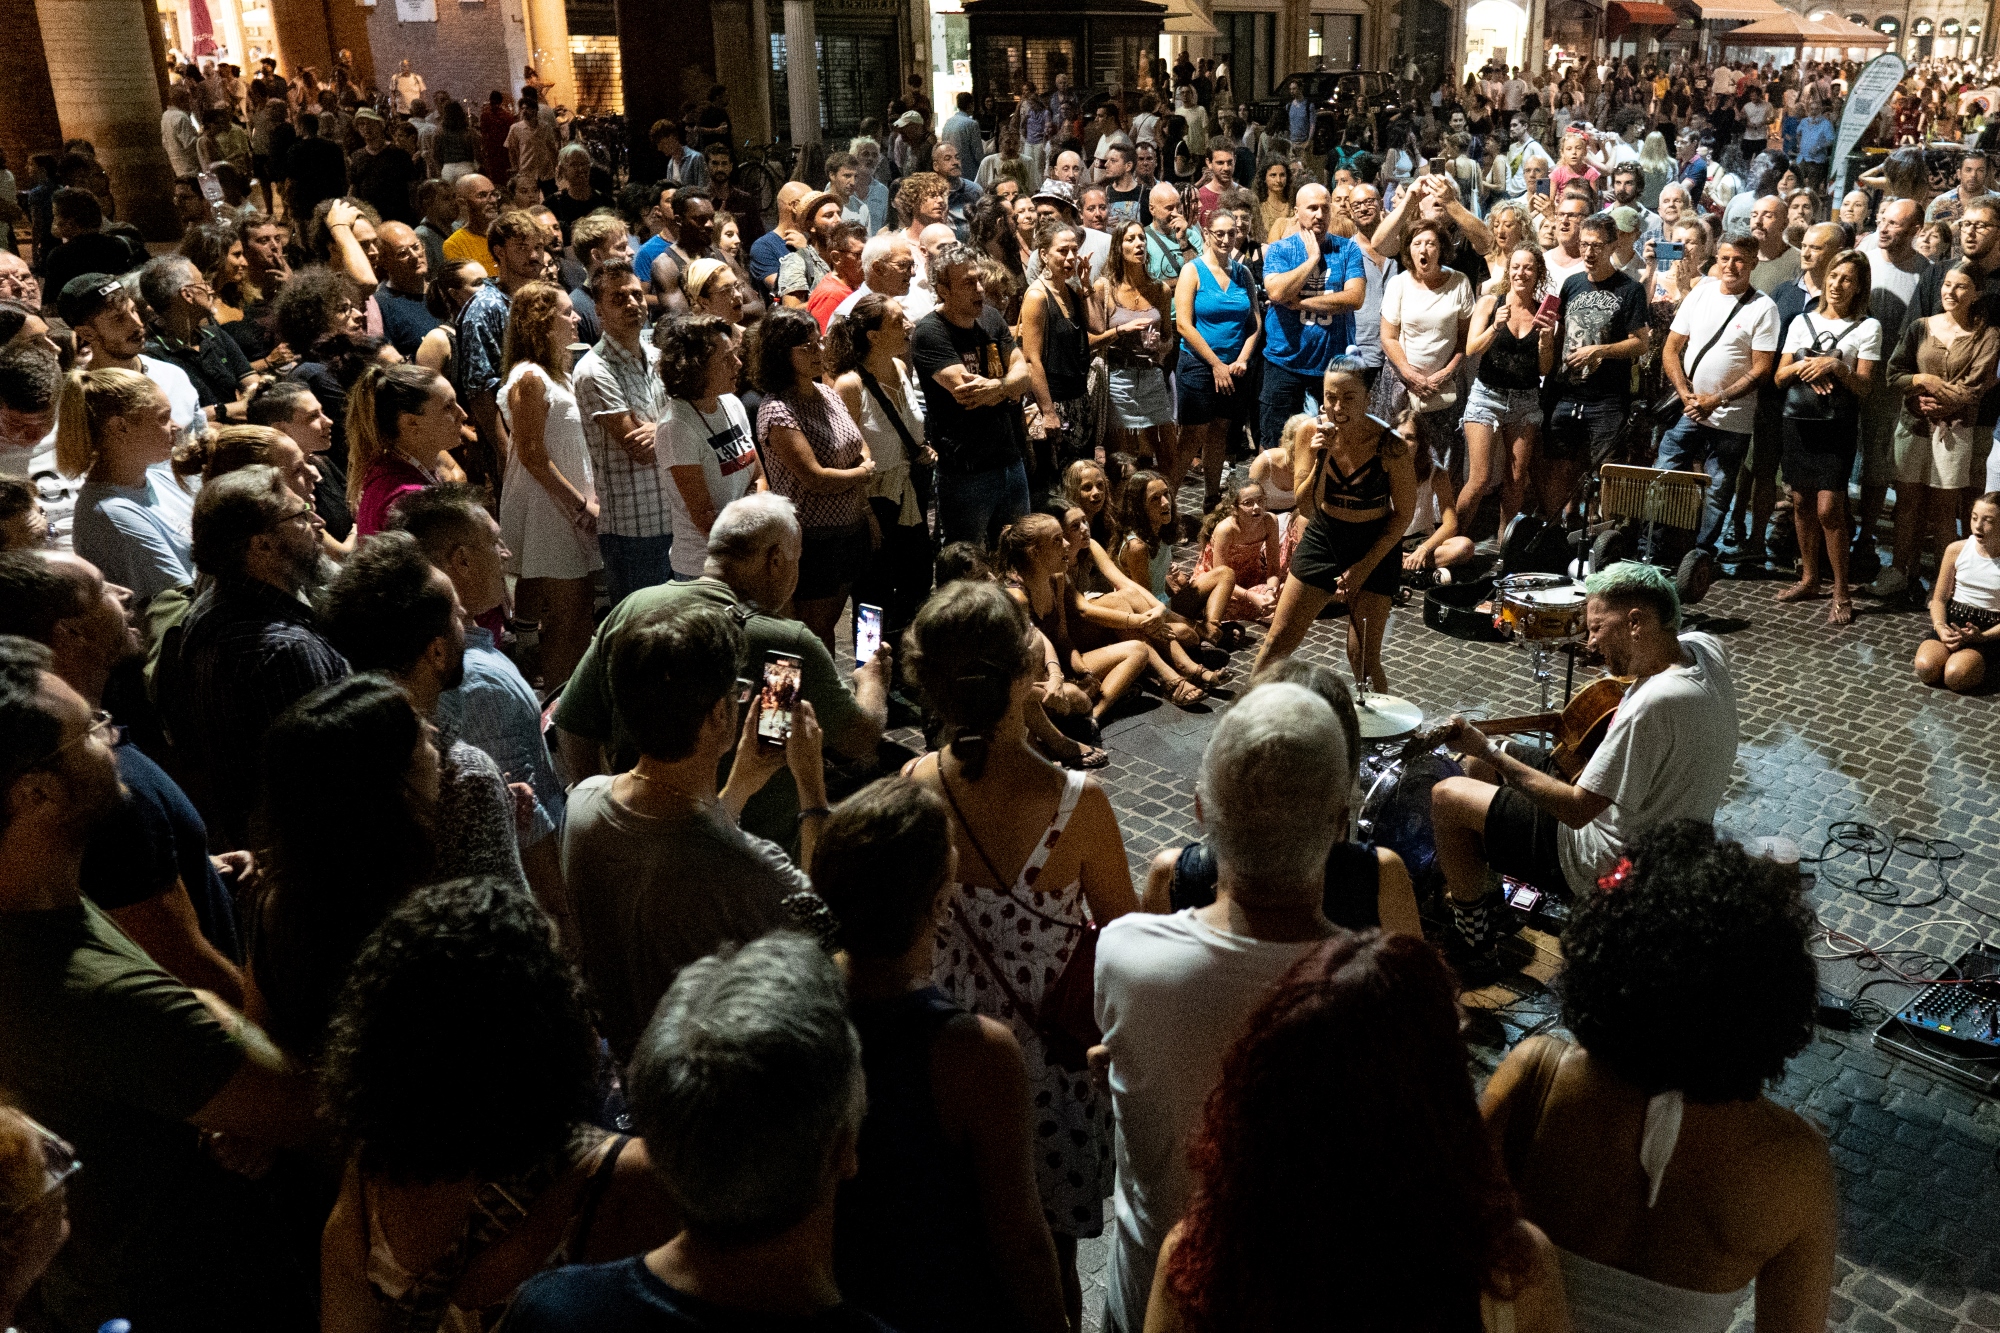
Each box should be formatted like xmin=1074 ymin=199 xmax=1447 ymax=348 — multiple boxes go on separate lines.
xmin=1864 ymin=567 xmax=1909 ymax=599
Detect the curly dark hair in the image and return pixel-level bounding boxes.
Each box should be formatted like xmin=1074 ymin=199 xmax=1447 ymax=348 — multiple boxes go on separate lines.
xmin=1558 ymin=819 xmax=1818 ymax=1103
xmin=272 ymin=265 xmax=360 ymax=356
xmin=745 ymin=306 xmax=820 ymax=397
xmin=320 ymin=876 xmax=597 ymax=1183
xmin=655 ymin=312 xmax=736 ymax=401
xmin=1166 ymin=932 xmax=1532 ymax=1331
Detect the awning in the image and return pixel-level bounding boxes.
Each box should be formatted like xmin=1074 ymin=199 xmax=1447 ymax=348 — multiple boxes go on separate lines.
xmin=1689 ymin=0 xmax=1788 ymax=19
xmin=1160 ymin=0 xmax=1217 ymax=35
xmin=1605 ymin=0 xmax=1678 ymax=35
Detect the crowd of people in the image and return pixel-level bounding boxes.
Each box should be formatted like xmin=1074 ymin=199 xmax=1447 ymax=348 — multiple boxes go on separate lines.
xmin=0 ymin=36 xmax=1982 ymax=1333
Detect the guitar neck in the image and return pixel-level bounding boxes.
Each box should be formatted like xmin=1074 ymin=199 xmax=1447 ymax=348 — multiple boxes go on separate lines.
xmin=1477 ymin=712 xmax=1563 ymax=737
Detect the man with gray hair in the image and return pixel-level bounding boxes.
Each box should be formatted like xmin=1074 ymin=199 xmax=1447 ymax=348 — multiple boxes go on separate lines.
xmin=1093 ymin=681 xmax=1347 ymax=1333
xmin=829 ymin=231 xmax=916 ymax=328
xmin=503 ymin=934 xmax=887 ymax=1329
xmin=553 ymin=492 xmax=888 ymax=850
xmin=138 ymin=254 xmax=257 ymax=424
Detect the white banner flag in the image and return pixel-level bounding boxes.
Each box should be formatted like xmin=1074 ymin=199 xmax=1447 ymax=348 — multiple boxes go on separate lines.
xmin=395 ymin=0 xmax=437 ymax=19
xmin=1833 ymin=53 xmax=1905 ymax=199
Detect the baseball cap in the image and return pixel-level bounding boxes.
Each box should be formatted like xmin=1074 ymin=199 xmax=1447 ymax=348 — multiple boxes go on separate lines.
xmin=354 ymin=106 xmax=385 ymax=124
xmin=1609 ymin=205 xmax=1640 ymax=234
xmin=57 ymin=274 xmax=124 ymax=326
xmin=894 ymin=110 xmax=925 ymax=129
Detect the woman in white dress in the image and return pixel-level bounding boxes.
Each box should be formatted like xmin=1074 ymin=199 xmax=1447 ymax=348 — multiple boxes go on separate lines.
xmin=498 ymin=280 xmax=599 ymax=689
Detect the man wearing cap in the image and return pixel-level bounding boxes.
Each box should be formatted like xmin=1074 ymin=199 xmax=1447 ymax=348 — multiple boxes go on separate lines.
xmin=348 ymin=106 xmax=422 ymax=226
xmin=38 ymin=191 xmax=147 ymax=305
xmin=776 ymin=191 xmax=844 ymax=305
xmin=890 ymin=111 xmax=936 ymax=185
xmin=1608 ymin=205 xmax=1647 ymax=282
xmin=1023 ymin=180 xmax=1109 ymax=283
xmin=933 ymin=142 xmax=982 ymax=242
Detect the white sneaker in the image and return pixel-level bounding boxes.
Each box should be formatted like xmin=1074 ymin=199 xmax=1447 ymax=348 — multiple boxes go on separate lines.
xmin=1865 ymin=567 xmax=1909 ymax=599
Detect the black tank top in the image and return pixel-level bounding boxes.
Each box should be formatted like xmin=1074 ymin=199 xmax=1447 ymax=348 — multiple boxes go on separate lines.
xmin=1479 ymin=305 xmax=1544 ymax=391
xmin=1170 ymin=839 xmax=1384 ymax=930
xmin=1038 ymin=280 xmax=1090 ymax=400
xmin=835 ymin=987 xmax=1019 ymax=1333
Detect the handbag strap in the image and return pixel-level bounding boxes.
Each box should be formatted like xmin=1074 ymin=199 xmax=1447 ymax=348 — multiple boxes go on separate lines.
xmin=1683 ymin=288 xmax=1755 ymax=383
xmin=936 ymin=763 xmax=1014 ymax=891
xmin=859 ymin=365 xmax=922 ymax=457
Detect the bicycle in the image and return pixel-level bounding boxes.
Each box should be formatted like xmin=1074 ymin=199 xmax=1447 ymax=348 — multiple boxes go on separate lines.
xmin=734 ymin=139 xmax=802 ymax=227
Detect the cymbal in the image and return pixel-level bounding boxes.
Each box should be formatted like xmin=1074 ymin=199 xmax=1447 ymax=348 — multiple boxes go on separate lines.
xmin=1355 ymin=692 xmax=1425 ymax=741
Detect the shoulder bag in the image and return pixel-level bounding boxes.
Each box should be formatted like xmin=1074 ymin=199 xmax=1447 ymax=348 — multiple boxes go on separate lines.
xmin=1650 ymin=288 xmax=1754 ymax=427
xmin=1782 ymin=314 xmax=1854 ymax=422
xmin=936 ymin=769 xmax=1101 ymax=1071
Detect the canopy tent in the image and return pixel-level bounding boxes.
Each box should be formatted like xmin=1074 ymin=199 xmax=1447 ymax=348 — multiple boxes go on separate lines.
xmin=1687 ymin=0 xmax=1788 ymax=21
xmin=1604 ymin=1 xmax=1677 ymax=38
xmin=1718 ymin=9 xmax=1892 ymax=50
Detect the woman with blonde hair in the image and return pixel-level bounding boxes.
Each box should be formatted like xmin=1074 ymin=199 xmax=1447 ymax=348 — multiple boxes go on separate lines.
xmin=57 ymin=367 xmax=194 ymax=603
xmin=345 ymin=361 xmax=467 ymax=536
xmin=1479 ymin=201 xmax=1531 ymax=293
xmin=499 ymin=280 xmax=599 ymax=688
xmin=1463 ymin=243 xmax=1558 ymax=553
xmin=1637 ymin=129 xmax=1673 ymax=208
xmin=683 ymin=257 xmax=746 ymax=335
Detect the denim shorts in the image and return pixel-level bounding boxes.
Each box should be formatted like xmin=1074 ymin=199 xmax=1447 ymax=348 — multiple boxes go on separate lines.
xmin=1463 ymin=380 xmax=1543 ymax=431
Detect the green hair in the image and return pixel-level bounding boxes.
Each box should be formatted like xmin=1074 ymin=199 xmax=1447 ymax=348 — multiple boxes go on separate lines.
xmin=1584 ymin=561 xmax=1681 ymax=632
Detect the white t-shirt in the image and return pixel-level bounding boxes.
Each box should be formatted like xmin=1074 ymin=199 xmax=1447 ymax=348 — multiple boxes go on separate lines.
xmin=1095 ymin=909 xmax=1324 ymax=1333
xmin=1544 ymin=245 xmax=1589 ymax=288
xmin=1780 ymin=311 xmax=1882 ymax=374
xmin=1667 ymin=281 xmax=1780 ymax=434
xmin=656 ymin=395 xmax=757 ymax=577
xmin=139 ymin=355 xmax=201 ymax=442
xmin=1380 ymin=269 xmax=1474 ymax=378
xmin=1558 ymin=632 xmax=1739 ymax=894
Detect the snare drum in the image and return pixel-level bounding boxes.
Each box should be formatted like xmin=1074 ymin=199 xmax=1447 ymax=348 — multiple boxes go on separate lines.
xmin=1355 ymin=746 xmax=1464 ymax=887
xmin=1495 ymin=575 xmax=1586 ymax=642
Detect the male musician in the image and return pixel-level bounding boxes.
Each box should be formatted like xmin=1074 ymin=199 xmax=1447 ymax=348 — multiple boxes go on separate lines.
xmin=1430 ymin=562 xmax=1740 ymax=972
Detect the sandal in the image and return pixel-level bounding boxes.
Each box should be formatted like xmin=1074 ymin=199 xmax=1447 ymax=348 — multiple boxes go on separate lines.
xmin=1827 ymin=597 xmax=1855 ymax=627
xmin=1061 ymin=744 xmax=1111 ymax=770
xmin=1194 ymin=665 xmax=1224 ymax=689
xmin=1167 ymin=677 xmax=1207 ymax=707
xmin=1774 ymin=581 xmax=1824 ymax=603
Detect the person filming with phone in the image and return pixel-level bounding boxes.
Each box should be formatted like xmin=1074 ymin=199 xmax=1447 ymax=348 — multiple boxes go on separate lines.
xmin=559 ymin=598 xmax=829 ymax=1065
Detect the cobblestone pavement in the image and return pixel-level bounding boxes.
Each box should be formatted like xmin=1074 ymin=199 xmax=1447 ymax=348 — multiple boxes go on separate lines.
xmin=1057 ymin=574 xmax=2000 ymax=1332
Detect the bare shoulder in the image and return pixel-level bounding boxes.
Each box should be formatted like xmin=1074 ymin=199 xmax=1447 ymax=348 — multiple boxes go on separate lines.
xmin=934 ymin=1011 xmax=1027 ymax=1083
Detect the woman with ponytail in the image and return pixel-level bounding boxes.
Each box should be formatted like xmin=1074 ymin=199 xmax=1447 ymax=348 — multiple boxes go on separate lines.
xmin=345 ymin=362 xmax=466 ymax=536
xmin=57 ymin=367 xmax=195 ymax=603
xmin=902 ymin=579 xmax=1137 ymax=1327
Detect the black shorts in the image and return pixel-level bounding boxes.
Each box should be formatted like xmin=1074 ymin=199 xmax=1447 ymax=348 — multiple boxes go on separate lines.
xmin=1290 ymin=511 xmax=1402 ymax=599
xmin=1481 ymin=743 xmax=1572 ymax=897
xmin=796 ymin=521 xmax=870 ymax=600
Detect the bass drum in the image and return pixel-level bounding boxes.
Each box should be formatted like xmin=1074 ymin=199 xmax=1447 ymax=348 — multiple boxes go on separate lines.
xmin=1355 ymin=745 xmax=1464 ymax=894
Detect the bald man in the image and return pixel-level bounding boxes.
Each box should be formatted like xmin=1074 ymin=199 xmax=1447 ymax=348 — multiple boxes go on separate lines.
xmin=373 ymin=220 xmax=440 ymax=358
xmin=1144 ymin=182 xmax=1201 ymax=285
xmin=1259 ymin=183 xmax=1368 ymax=450
xmin=750 ymin=181 xmax=814 ymax=295
xmin=901 ymin=221 xmax=959 ymax=323
xmin=442 ymin=173 xmax=502 ymax=275
xmin=1050 ymin=150 xmax=1084 ymax=185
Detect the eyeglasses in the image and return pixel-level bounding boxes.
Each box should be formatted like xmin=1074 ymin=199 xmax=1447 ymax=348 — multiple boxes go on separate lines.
xmin=0 ymin=1116 xmax=79 ymax=1217
xmin=8 ymin=709 xmax=116 ymax=786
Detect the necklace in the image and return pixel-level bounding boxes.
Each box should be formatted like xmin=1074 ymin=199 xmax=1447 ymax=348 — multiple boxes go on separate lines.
xmin=624 ymin=765 xmax=721 ymax=811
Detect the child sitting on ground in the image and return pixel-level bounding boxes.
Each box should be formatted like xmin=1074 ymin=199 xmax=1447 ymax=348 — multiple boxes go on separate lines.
xmin=1195 ymin=483 xmax=1283 ymax=622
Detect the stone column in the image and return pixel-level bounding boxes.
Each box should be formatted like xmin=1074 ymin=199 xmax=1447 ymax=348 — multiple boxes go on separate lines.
xmin=784 ymin=0 xmax=820 ymax=145
xmin=38 ymin=0 xmax=179 ymax=238
xmin=0 ymin=0 xmax=63 ymax=187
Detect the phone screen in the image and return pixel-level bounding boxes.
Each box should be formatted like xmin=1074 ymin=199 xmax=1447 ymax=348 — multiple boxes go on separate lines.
xmin=756 ymin=652 xmax=802 ymax=747
xmin=854 ymin=604 xmax=883 ymax=669
xmin=1505 ymin=883 xmax=1543 ymax=912
xmin=1655 ymin=241 xmax=1685 ymax=263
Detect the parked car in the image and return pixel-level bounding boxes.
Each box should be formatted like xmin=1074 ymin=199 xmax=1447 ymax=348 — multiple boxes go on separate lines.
xmin=1247 ymin=71 xmax=1395 ymax=153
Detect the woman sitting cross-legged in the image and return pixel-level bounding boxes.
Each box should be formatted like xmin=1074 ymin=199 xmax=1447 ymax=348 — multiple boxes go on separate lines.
xmin=1114 ymin=470 xmax=1240 ymax=649
xmin=997 ymin=512 xmax=1160 ymax=715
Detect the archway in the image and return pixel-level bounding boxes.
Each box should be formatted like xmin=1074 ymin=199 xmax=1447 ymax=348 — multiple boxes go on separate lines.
xmin=1464 ymin=0 xmax=1527 ymax=80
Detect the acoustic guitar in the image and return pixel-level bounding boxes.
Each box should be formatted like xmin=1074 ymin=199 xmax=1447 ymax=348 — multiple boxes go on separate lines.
xmin=1409 ymin=674 xmax=1634 ymax=780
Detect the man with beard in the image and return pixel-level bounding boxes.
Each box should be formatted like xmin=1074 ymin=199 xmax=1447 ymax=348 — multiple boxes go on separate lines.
xmin=0 ymin=551 xmax=245 ymax=1000
xmin=157 ymin=465 xmax=347 ymax=848
xmin=1429 ymin=561 xmax=1738 ymax=974
xmin=0 ymin=633 xmax=320 ymax=1333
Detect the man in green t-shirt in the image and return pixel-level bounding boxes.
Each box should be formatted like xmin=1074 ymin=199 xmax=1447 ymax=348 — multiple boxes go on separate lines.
xmin=0 ymin=636 xmax=321 ymax=1331
xmin=554 ymin=493 xmax=888 ymax=849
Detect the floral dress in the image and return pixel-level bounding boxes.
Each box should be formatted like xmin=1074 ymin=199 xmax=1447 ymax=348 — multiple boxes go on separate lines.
xmin=932 ymin=767 xmax=1114 ymax=1238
